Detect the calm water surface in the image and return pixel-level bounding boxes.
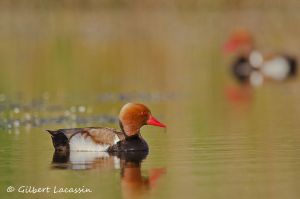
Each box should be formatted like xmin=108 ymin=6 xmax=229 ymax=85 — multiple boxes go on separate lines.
xmin=1 ymin=1 xmax=300 ymax=199
xmin=1 ymin=86 xmax=300 ymax=199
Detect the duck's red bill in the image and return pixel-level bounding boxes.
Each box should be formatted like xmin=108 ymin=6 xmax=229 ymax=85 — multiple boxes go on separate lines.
xmin=147 ymin=115 xmax=166 ymax=128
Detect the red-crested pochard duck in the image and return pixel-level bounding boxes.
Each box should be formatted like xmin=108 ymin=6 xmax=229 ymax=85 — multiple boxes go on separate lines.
xmin=224 ymin=29 xmax=297 ymax=86
xmin=47 ymin=103 xmax=166 ymax=152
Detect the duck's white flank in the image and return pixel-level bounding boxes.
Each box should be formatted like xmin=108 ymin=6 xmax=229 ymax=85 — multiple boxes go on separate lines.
xmin=69 ymin=133 xmax=120 ymax=152
xmin=262 ymin=57 xmax=289 ymax=80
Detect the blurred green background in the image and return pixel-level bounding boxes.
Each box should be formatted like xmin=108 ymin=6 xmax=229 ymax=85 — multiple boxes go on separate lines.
xmin=0 ymin=1 xmax=300 ymax=199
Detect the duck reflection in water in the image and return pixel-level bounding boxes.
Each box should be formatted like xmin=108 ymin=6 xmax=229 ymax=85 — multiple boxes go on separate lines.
xmin=52 ymin=151 xmax=166 ymax=198
xmin=225 ymin=84 xmax=253 ymax=106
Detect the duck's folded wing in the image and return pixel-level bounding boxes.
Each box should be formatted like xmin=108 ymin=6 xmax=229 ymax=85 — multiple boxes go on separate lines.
xmin=81 ymin=127 xmax=125 ymax=145
xmin=47 ymin=127 xmax=125 ymax=152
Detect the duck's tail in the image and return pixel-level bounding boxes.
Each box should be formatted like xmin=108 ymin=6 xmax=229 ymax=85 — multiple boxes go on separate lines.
xmin=285 ymin=55 xmax=297 ymax=77
xmin=46 ymin=130 xmax=70 ymax=152
xmin=46 ymin=130 xmax=57 ymax=136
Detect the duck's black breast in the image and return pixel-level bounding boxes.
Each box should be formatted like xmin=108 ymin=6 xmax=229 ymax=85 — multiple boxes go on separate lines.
xmin=108 ymin=135 xmax=149 ymax=152
xmin=232 ymin=56 xmax=253 ymax=83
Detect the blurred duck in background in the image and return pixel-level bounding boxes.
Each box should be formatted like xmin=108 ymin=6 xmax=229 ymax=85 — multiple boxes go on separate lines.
xmin=224 ymin=28 xmax=297 ymax=86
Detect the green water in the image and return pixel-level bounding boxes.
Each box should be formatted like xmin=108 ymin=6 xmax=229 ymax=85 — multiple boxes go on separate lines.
xmin=1 ymin=1 xmax=300 ymax=199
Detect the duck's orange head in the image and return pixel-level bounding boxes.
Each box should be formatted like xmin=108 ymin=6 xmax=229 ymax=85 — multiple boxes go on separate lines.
xmin=224 ymin=28 xmax=254 ymax=55
xmin=119 ymin=103 xmax=166 ymax=136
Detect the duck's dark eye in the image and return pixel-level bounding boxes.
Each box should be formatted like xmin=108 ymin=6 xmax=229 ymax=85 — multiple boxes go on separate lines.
xmin=139 ymin=111 xmax=146 ymax=116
